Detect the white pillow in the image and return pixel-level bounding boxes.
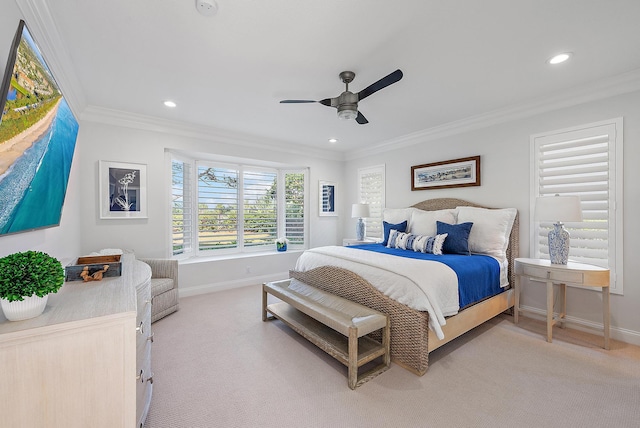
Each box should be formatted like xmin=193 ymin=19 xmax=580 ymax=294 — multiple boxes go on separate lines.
xmin=410 ymin=208 xmax=457 ymax=236
xmin=383 ymin=208 xmax=416 ymax=230
xmin=456 ymin=206 xmax=517 ymax=260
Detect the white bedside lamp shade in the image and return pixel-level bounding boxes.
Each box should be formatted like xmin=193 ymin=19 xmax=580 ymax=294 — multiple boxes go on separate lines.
xmin=535 ymin=195 xmax=582 ymax=264
xmin=351 ymin=203 xmax=370 ymax=241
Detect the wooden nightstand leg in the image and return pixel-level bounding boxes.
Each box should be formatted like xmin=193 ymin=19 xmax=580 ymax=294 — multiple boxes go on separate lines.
xmin=546 ymin=280 xmax=553 ymax=343
xmin=603 ymin=286 xmax=610 ymax=350
xmin=559 ymin=283 xmax=567 ymax=329
xmin=514 ymin=275 xmax=520 ymax=324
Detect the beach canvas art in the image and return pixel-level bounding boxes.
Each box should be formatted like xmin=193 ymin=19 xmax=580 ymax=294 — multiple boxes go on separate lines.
xmin=0 ymin=20 xmax=79 ymax=235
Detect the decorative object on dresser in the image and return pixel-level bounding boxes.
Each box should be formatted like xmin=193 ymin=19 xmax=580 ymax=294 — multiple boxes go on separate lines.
xmin=139 ymin=258 xmax=180 ymax=323
xmin=411 ymin=156 xmax=481 ymax=190
xmin=534 ymin=194 xmax=582 ymax=265
xmin=292 ymin=198 xmax=519 ymax=376
xmin=0 ymin=254 xmax=153 ymax=427
xmin=65 ymin=254 xmax=122 ymax=281
xmin=351 ymin=203 xmax=370 ymax=241
xmin=0 ymin=251 xmax=64 ymax=321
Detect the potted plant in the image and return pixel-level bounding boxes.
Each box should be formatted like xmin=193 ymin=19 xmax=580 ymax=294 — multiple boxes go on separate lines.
xmin=275 ymin=237 xmax=289 ymax=252
xmin=0 ymin=250 xmax=65 ymax=321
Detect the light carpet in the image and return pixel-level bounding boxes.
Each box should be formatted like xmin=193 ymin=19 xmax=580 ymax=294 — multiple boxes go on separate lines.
xmin=144 ymin=284 xmax=640 ymax=428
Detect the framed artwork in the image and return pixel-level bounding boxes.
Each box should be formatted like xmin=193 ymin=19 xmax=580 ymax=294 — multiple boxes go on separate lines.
xmin=411 ymin=156 xmax=481 ymax=191
xmin=99 ymin=161 xmax=148 ymax=219
xmin=319 ymin=181 xmax=337 ymax=216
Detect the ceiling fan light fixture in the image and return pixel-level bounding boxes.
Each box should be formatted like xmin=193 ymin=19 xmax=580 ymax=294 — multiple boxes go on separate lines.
xmin=337 ymin=105 xmax=358 ymax=121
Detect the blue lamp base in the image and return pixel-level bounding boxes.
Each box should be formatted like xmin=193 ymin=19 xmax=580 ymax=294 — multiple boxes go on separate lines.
xmin=356 ymin=218 xmax=366 ymax=241
xmin=548 ymin=222 xmax=570 ymax=265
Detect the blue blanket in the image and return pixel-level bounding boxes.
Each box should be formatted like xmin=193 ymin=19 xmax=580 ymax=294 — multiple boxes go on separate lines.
xmin=348 ymin=244 xmax=503 ymax=308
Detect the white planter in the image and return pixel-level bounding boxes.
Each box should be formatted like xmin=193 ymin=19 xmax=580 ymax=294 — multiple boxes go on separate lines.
xmin=1 ymin=294 xmax=49 ymax=321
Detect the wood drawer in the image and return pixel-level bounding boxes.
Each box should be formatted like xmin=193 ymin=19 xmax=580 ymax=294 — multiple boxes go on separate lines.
xmin=136 ymin=341 xmax=152 ymax=427
xmin=522 ymin=265 xmax=584 ymax=284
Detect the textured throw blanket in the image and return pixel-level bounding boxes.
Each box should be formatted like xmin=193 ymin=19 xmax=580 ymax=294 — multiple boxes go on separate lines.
xmin=295 ymin=246 xmax=460 ymax=340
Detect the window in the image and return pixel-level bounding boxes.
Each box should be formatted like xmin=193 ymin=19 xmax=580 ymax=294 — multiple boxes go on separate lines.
xmin=171 ymin=156 xmax=307 ymax=257
xmin=530 ymin=118 xmax=623 ymax=294
xmin=357 ymin=165 xmax=385 ymax=239
xmin=171 ymin=158 xmax=193 ymax=256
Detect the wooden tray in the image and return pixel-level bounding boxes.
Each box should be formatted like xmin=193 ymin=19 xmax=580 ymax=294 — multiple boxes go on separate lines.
xmin=65 ymin=255 xmax=122 ymax=282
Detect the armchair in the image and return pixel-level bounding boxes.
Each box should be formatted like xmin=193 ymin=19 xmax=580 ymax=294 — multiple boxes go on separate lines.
xmin=139 ymin=258 xmax=179 ymax=323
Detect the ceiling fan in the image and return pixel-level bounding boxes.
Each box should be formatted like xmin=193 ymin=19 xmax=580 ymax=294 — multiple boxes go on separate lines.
xmin=280 ymin=69 xmax=403 ymax=124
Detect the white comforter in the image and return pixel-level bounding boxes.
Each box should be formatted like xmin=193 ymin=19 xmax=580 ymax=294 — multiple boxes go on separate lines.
xmin=294 ymin=246 xmax=460 ymax=340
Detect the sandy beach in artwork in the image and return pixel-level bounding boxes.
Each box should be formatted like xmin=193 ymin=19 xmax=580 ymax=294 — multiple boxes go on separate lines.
xmin=0 ymin=99 xmax=61 ymax=177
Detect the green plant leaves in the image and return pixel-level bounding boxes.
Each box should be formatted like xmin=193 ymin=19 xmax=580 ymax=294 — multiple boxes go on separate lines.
xmin=0 ymin=251 xmax=64 ymax=302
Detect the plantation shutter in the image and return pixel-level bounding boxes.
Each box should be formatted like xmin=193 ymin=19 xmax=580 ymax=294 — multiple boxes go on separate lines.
xmin=171 ymin=159 xmax=193 ymax=256
xmin=197 ymin=164 xmax=239 ymax=252
xmin=243 ymin=169 xmax=277 ymax=249
xmin=284 ymin=171 xmax=305 ymax=246
xmin=358 ymin=165 xmax=385 ymax=239
xmin=531 ymin=119 xmax=623 ymax=293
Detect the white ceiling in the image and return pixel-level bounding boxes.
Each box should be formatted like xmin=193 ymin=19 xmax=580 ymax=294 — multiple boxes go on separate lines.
xmin=27 ymin=0 xmax=640 ymax=154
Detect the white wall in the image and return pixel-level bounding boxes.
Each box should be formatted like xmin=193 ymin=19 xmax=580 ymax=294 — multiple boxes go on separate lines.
xmin=3 ymin=0 xmax=638 ymax=344
xmin=0 ymin=3 xmax=82 ymax=264
xmin=75 ymin=119 xmax=344 ymax=292
xmin=343 ymin=90 xmax=640 ymax=343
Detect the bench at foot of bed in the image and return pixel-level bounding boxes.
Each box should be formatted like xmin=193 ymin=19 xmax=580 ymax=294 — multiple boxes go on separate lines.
xmin=262 ymin=278 xmax=390 ymax=389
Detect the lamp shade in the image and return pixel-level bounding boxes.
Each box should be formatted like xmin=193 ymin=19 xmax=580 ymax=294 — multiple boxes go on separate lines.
xmin=351 ymin=203 xmax=370 ymax=218
xmin=535 ymin=195 xmax=582 ymax=222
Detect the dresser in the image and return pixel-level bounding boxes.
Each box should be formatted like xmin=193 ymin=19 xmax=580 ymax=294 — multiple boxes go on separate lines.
xmin=0 ymin=254 xmax=153 ymax=427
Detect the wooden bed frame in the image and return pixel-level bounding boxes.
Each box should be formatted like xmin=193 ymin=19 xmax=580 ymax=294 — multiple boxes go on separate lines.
xmin=290 ymin=198 xmax=519 ymax=376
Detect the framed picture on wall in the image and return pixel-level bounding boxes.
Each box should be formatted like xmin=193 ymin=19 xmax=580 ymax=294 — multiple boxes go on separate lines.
xmin=319 ymin=181 xmax=337 ymax=216
xmin=99 ymin=161 xmax=148 ymax=219
xmin=411 ymin=156 xmax=481 ymax=190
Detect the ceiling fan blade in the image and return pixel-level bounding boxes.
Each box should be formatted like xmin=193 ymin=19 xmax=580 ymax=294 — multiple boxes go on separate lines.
xmin=279 ymin=100 xmax=317 ymax=103
xmin=357 ymin=69 xmax=403 ymax=101
xmin=355 ymin=111 xmax=369 ymax=124
xmin=318 ymin=98 xmax=333 ymax=107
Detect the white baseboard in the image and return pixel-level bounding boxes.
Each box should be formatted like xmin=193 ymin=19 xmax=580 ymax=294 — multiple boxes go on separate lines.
xmin=178 ymin=272 xmax=289 ymax=298
xmin=519 ymin=304 xmax=640 ymax=347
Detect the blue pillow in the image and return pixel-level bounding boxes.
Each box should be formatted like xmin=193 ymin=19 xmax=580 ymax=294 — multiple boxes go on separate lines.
xmin=382 ymin=220 xmax=407 ymax=246
xmin=436 ymin=221 xmax=473 ymax=255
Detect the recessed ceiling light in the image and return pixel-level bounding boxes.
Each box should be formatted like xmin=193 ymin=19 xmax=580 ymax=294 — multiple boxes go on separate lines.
xmin=328 ymin=138 xmax=338 ymax=144
xmin=164 ymin=100 xmax=177 ymax=108
xmin=548 ymin=52 xmax=572 ymax=65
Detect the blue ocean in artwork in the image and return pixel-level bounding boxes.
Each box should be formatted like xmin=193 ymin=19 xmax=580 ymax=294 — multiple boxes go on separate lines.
xmin=0 ymin=98 xmax=78 ymax=234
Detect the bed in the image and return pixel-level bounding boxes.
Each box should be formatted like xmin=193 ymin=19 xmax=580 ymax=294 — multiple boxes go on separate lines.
xmin=290 ymin=198 xmax=519 ymax=376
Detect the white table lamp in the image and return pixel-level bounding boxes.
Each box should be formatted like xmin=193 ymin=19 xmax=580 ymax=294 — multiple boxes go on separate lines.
xmin=535 ymin=195 xmax=582 ymax=264
xmin=351 ymin=203 xmax=370 ymax=241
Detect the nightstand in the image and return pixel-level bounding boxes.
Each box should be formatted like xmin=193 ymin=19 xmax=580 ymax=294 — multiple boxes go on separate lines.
xmin=342 ymin=238 xmax=378 ymax=246
xmin=514 ymin=258 xmax=610 ymax=349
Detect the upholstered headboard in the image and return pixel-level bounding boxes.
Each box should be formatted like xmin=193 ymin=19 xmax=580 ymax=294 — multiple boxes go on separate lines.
xmin=410 ymin=198 xmax=519 ymax=287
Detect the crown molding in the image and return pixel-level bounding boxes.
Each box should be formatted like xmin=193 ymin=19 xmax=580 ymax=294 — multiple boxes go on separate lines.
xmin=81 ymin=105 xmax=344 ymax=162
xmin=16 ymin=0 xmax=87 ymax=118
xmin=345 ymin=68 xmax=640 ymax=161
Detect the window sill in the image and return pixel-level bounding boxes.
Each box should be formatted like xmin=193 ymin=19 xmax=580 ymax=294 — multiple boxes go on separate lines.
xmin=177 ymin=249 xmax=304 ymax=265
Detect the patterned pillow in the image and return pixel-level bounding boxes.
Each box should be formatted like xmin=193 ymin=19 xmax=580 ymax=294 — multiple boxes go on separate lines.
xmin=386 ymin=230 xmax=448 ymax=255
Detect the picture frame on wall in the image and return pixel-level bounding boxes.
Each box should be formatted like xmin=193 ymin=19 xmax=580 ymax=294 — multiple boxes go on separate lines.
xmin=411 ymin=155 xmax=481 ymax=191
xmin=99 ymin=161 xmax=148 ymax=219
xmin=319 ymin=181 xmax=337 ymax=216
